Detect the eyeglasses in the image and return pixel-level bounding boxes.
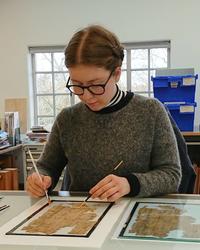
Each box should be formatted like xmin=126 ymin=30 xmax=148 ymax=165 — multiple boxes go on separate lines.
xmin=66 ymin=70 xmax=114 ymax=96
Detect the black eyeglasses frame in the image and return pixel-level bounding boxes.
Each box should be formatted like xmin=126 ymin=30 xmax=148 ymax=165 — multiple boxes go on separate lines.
xmin=66 ymin=69 xmax=115 ymax=96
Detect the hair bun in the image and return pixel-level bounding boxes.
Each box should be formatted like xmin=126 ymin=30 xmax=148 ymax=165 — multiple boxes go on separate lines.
xmin=112 ymin=46 xmax=124 ymax=61
xmin=120 ymin=48 xmax=124 ymax=61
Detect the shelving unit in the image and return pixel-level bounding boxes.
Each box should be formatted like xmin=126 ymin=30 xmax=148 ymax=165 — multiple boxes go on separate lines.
xmin=22 ymin=143 xmax=64 ymax=190
xmin=22 ymin=143 xmax=45 ymax=181
xmin=0 ymin=145 xmax=24 ymax=190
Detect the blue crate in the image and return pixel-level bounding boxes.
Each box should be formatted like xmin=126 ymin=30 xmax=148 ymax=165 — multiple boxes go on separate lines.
xmin=165 ymin=102 xmax=196 ymax=131
xmin=152 ymin=74 xmax=198 ymax=103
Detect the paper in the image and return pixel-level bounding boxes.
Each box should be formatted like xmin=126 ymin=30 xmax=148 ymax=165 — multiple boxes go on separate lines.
xmin=182 ymin=77 xmax=195 ymax=86
xmin=180 ymin=105 xmax=194 ymax=113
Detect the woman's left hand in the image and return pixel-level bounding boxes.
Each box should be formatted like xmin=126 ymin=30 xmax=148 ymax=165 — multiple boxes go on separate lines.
xmin=89 ymin=174 xmax=130 ymax=202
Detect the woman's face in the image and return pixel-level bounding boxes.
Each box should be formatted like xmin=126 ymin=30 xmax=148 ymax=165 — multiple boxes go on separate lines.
xmin=68 ymin=65 xmax=121 ymax=111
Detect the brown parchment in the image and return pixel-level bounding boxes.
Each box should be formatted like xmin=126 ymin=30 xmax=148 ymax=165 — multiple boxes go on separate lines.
xmin=129 ymin=205 xmax=200 ymax=238
xmin=22 ymin=202 xmax=98 ymax=235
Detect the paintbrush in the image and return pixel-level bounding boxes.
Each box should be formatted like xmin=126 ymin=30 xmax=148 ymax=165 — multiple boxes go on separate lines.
xmin=79 ymin=160 xmax=123 ymax=208
xmin=0 ymin=204 xmax=10 ymax=212
xmin=28 ymin=149 xmax=51 ymax=205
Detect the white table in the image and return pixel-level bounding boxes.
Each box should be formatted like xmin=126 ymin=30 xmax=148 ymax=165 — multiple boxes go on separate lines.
xmin=1 ymin=191 xmax=200 ymax=250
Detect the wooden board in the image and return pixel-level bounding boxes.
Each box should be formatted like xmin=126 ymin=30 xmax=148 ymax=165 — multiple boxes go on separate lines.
xmin=182 ymin=132 xmax=200 ymax=136
xmin=0 ymin=170 xmax=12 ymax=190
xmin=4 ymin=168 xmax=19 ymax=190
xmin=5 ymin=98 xmax=27 ymax=133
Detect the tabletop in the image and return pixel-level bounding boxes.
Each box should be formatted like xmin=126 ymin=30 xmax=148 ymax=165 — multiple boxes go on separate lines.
xmin=1 ymin=191 xmax=200 ymax=250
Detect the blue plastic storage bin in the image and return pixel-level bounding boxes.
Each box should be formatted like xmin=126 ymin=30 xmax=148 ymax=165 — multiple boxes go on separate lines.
xmin=152 ymin=74 xmax=198 ymax=103
xmin=165 ymin=102 xmax=196 ymax=131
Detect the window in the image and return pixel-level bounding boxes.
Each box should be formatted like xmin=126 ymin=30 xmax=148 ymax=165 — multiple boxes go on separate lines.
xmin=30 ymin=47 xmax=75 ymax=131
xmin=30 ymin=41 xmax=170 ymax=130
xmin=118 ymin=41 xmax=170 ymax=97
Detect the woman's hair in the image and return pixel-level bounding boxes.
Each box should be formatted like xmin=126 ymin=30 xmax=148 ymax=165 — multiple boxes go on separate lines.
xmin=65 ymin=25 xmax=124 ymax=71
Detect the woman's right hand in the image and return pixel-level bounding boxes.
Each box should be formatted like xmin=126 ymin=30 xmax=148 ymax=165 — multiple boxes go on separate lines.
xmin=26 ymin=172 xmax=52 ymax=198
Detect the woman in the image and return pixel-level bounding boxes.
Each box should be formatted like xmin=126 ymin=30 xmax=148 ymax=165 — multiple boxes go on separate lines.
xmin=26 ymin=25 xmax=181 ymax=201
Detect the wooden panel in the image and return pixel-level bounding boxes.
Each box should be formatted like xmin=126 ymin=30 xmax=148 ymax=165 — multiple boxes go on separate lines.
xmin=0 ymin=155 xmax=13 ymax=168
xmin=0 ymin=170 xmax=12 ymax=190
xmin=193 ymin=165 xmax=200 ymax=194
xmin=4 ymin=168 xmax=19 ymax=190
xmin=5 ymin=98 xmax=27 ymax=133
xmin=182 ymin=132 xmax=200 ymax=136
xmin=0 ymin=117 xmax=3 ymax=130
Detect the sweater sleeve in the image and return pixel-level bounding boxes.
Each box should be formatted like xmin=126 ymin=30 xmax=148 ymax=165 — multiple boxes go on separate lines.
xmin=133 ymin=99 xmax=181 ymax=197
xmin=34 ymin=118 xmax=68 ymax=190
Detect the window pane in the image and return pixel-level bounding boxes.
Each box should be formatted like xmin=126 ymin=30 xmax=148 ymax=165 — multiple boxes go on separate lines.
xmin=140 ymin=93 xmax=149 ymax=98
xmin=150 ymin=48 xmax=167 ymax=68
xmin=54 ymin=73 xmax=69 ymax=93
xmin=131 ymin=49 xmax=148 ymax=69
xmin=131 ymin=70 xmax=148 ymax=92
xmin=122 ymin=50 xmax=127 ymax=69
xmin=37 ymin=96 xmax=54 ymax=115
xmin=35 ymin=53 xmax=52 ymax=72
xmin=150 ymin=70 xmax=156 ymax=91
xmin=36 ymin=74 xmax=52 ymax=94
xmin=38 ymin=117 xmax=54 ymax=131
xmin=53 ymin=52 xmax=66 ymax=71
xmin=118 ymin=71 xmax=127 ymax=91
xmin=55 ymin=95 xmax=71 ymax=115
xmin=74 ymin=95 xmax=81 ymax=104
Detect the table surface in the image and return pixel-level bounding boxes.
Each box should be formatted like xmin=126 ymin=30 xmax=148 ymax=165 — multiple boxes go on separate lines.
xmin=0 ymin=144 xmax=22 ymax=155
xmin=182 ymin=132 xmax=200 ymax=136
xmin=1 ymin=191 xmax=200 ymax=250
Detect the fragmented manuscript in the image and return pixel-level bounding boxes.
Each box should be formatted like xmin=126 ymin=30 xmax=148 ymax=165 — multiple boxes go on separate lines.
xmin=120 ymin=202 xmax=200 ymax=242
xmin=6 ymin=200 xmax=112 ymax=237
xmin=22 ymin=203 xmax=97 ymax=235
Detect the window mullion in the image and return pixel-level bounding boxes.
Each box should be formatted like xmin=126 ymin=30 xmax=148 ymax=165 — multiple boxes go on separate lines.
xmin=31 ymin=54 xmax=38 ymax=125
xmin=148 ymin=48 xmax=151 ymax=97
xmin=126 ymin=49 xmax=131 ymax=91
xmin=52 ymin=53 xmax=56 ymax=117
xmin=167 ymin=47 xmax=171 ymax=68
xmin=71 ymin=94 xmax=75 ymax=105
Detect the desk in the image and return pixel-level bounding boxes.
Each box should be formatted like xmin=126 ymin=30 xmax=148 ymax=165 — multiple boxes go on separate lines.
xmin=182 ymin=132 xmax=200 ymax=166
xmin=1 ymin=191 xmax=200 ymax=250
xmin=0 ymin=145 xmax=24 ymax=189
xmin=183 ymin=132 xmax=200 ymax=194
xmin=0 ymin=145 xmax=22 ymax=155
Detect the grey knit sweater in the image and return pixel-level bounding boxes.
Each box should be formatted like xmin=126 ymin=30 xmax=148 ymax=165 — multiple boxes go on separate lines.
xmin=37 ymin=93 xmax=181 ymax=197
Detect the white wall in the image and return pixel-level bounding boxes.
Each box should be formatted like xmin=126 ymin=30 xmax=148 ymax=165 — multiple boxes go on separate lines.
xmin=0 ymin=0 xmax=200 ymax=130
